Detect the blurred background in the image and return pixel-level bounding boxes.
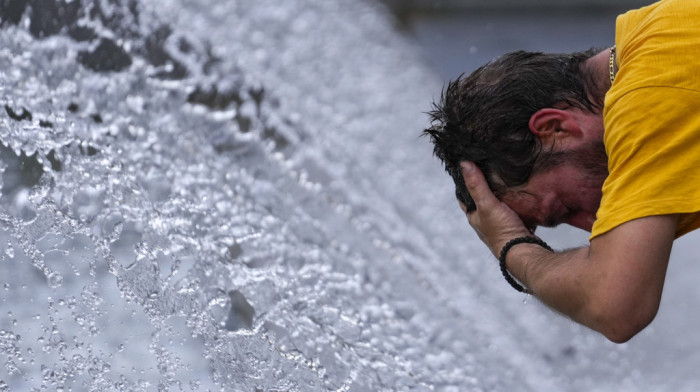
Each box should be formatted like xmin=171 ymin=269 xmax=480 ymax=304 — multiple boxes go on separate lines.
xmin=384 ymin=0 xmax=647 ymax=82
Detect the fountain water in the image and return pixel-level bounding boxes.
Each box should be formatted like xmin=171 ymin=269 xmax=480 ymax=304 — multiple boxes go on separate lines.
xmin=0 ymin=0 xmax=678 ymax=391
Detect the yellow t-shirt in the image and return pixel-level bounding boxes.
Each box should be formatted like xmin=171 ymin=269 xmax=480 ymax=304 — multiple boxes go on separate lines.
xmin=591 ymin=0 xmax=700 ymax=239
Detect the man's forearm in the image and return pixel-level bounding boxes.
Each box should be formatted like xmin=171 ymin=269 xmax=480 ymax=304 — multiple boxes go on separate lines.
xmin=504 ymin=244 xmax=605 ymax=334
xmin=503 ymin=219 xmax=674 ymax=344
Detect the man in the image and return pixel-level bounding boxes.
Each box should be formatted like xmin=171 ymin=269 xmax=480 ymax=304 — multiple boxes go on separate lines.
xmin=424 ymin=0 xmax=700 ymax=343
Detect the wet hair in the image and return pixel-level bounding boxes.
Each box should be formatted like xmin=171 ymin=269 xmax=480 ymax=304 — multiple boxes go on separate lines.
xmin=423 ymin=48 xmax=604 ymax=211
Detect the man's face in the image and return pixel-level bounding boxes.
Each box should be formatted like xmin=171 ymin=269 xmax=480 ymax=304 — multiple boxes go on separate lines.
xmin=501 ymin=142 xmax=608 ymax=232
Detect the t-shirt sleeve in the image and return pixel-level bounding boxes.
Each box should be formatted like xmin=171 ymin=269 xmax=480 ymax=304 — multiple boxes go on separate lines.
xmin=591 ymin=87 xmax=700 ymax=239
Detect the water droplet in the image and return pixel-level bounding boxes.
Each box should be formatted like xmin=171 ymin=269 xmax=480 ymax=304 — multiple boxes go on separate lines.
xmin=4 ymin=242 xmax=13 ymax=258
xmin=224 ymin=290 xmax=255 ymax=331
xmin=46 ymin=271 xmax=64 ymax=288
xmin=109 ymin=222 xmax=124 ymax=243
xmin=170 ymin=259 xmax=181 ymax=275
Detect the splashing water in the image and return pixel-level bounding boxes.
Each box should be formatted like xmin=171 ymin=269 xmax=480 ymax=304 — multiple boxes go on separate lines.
xmin=0 ymin=0 xmax=668 ymax=391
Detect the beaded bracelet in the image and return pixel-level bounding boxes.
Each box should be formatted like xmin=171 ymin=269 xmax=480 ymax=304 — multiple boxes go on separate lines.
xmin=498 ymin=236 xmax=553 ymax=293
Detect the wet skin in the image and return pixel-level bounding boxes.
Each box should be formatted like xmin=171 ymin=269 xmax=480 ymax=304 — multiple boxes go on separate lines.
xmin=501 ymin=163 xmax=606 ymax=233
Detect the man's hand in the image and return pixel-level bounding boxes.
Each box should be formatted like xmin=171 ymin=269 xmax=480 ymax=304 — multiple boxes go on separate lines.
xmin=459 ymin=161 xmax=531 ymax=256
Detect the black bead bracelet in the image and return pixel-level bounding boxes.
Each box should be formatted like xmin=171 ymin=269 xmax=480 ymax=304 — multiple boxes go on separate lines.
xmin=498 ymin=236 xmax=553 ymax=293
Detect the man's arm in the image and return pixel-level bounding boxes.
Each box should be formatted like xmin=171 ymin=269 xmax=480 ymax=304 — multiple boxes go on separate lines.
xmin=460 ymin=162 xmax=677 ymax=343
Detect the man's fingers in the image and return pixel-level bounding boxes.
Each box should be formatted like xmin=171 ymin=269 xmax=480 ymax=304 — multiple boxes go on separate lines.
xmin=460 ymin=162 xmax=498 ymax=209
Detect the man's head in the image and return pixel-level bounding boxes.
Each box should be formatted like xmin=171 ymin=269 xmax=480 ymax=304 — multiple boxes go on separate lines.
xmin=424 ymin=49 xmax=606 ymax=217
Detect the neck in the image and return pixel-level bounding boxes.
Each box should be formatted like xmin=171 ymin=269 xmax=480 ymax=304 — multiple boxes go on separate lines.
xmin=583 ymin=48 xmax=616 ymax=110
xmin=587 ymin=48 xmax=617 ymax=91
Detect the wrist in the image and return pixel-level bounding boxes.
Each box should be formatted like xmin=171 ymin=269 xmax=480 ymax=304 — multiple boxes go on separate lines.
xmin=498 ymin=236 xmax=553 ymax=293
xmin=490 ymin=230 xmax=533 ymax=258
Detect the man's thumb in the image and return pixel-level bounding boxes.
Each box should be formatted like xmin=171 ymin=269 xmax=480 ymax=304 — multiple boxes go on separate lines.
xmin=460 ymin=161 xmax=490 ymax=205
xmin=460 ymin=161 xmax=476 ymax=174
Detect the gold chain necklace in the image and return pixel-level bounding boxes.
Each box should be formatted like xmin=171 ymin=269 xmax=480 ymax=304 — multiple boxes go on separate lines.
xmin=609 ymin=46 xmax=617 ymax=84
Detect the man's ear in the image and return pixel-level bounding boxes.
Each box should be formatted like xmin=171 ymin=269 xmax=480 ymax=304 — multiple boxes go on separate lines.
xmin=528 ymin=108 xmax=582 ymax=147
